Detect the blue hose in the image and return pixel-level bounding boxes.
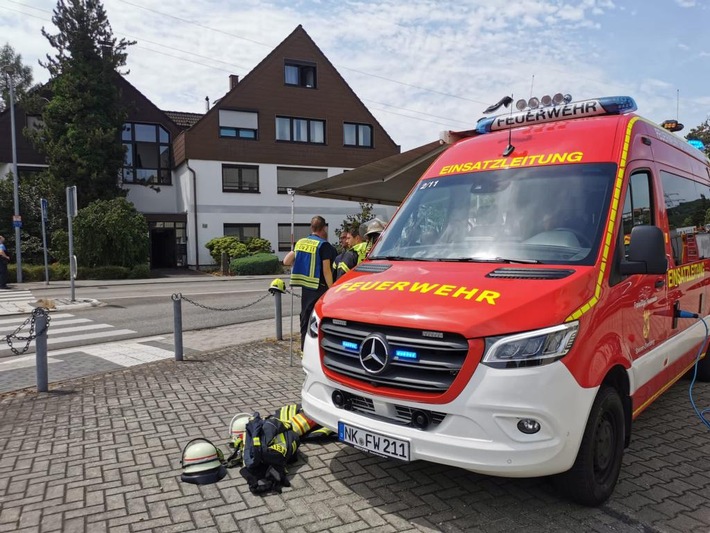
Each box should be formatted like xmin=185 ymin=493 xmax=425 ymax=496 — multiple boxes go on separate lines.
xmin=688 ymin=317 xmax=710 ymax=430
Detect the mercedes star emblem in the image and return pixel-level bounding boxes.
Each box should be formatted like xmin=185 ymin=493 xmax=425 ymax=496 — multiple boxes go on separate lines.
xmin=359 ymin=334 xmax=390 ymax=374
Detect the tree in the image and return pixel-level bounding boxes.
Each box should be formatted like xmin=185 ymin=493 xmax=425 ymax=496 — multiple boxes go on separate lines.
xmin=0 ymin=170 xmax=64 ymax=264
xmin=685 ymin=119 xmax=710 ymax=158
xmin=0 ymin=43 xmax=34 ymax=113
xmin=336 ymin=202 xmax=376 ymax=242
xmin=31 ymin=0 xmax=134 ymax=209
xmin=68 ymin=197 xmax=148 ymax=267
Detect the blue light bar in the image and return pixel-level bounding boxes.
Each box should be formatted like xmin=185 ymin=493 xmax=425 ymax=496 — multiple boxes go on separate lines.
xmin=474 ymin=96 xmax=638 ymax=134
xmin=342 ymin=340 xmax=359 ymax=351
xmin=395 ymin=349 xmax=418 ymax=360
xmin=688 ymin=139 xmax=706 ymax=151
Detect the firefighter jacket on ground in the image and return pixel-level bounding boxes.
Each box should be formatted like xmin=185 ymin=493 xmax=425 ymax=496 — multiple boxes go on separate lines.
xmin=290 ymin=235 xmax=328 ymax=289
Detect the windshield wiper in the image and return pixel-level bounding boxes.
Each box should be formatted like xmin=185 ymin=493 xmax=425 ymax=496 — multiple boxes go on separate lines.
xmin=369 ymin=255 xmax=436 ymax=261
xmin=445 ymin=257 xmax=542 ymax=264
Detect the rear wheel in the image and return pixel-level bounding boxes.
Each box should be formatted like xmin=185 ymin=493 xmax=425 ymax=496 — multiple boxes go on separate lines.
xmin=553 ymin=385 xmax=625 ymax=506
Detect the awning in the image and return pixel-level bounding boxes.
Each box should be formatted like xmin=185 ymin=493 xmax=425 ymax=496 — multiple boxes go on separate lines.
xmin=297 ymin=141 xmax=448 ymax=206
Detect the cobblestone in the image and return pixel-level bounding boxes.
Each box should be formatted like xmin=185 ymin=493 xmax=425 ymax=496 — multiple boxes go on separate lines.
xmin=0 ymin=340 xmax=708 ymax=532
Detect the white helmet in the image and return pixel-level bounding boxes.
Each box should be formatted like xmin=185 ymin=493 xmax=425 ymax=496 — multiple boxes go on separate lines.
xmin=180 ymin=438 xmax=227 ymax=485
xmin=229 ymin=413 xmax=252 ymax=447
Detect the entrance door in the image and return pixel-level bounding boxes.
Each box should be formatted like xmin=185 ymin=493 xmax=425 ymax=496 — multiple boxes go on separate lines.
xmin=150 ymin=228 xmax=177 ymax=268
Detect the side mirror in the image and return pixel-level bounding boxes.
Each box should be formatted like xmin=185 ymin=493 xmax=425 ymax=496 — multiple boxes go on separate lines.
xmin=620 ymin=225 xmax=668 ymax=275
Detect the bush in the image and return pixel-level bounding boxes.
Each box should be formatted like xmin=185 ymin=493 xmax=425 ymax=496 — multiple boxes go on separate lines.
xmin=72 ymin=198 xmax=149 ymax=268
xmin=6 ymin=263 xmax=152 ymax=281
xmin=205 ymin=236 xmax=249 ymax=264
xmin=229 ymin=253 xmax=283 ymax=276
xmin=245 ymin=237 xmax=272 ymax=254
xmin=128 ymin=264 xmax=151 ymax=279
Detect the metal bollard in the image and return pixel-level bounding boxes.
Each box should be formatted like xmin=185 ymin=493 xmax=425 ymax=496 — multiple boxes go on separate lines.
xmin=173 ymin=294 xmax=183 ymax=361
xmin=35 ymin=312 xmax=48 ymax=392
xmin=273 ymin=290 xmax=283 ymax=340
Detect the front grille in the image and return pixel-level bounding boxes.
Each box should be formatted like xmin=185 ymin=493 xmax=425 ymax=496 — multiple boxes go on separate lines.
xmin=321 ymin=319 xmax=469 ymax=393
xmin=344 ymin=392 xmax=447 ymax=426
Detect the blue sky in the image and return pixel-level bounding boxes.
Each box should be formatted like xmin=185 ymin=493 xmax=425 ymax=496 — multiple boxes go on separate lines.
xmin=1 ymin=0 xmax=709 ymax=151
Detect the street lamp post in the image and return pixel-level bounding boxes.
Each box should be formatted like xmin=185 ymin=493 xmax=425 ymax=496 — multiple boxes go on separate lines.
xmin=3 ymin=65 xmax=22 ymax=283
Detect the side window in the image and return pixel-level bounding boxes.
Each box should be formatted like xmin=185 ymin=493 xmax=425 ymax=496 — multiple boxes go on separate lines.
xmin=622 ymin=171 xmax=654 ymax=257
xmin=612 ymin=171 xmax=654 ymax=285
xmin=661 ymin=170 xmax=710 ymax=265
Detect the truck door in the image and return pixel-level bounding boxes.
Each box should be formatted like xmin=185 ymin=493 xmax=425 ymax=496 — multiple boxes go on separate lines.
xmin=619 ymin=168 xmax=672 ymax=409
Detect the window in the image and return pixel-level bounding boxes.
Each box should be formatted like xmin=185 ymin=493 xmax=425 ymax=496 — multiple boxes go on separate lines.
xmin=122 ymin=123 xmax=171 ymax=185
xmin=276 ymin=116 xmax=325 ymax=144
xmin=284 ymin=61 xmax=316 ymax=88
xmin=219 ymin=110 xmax=258 ymax=139
xmin=344 ymin=123 xmax=373 ymax=147
xmin=224 ymin=224 xmax=260 ymax=240
xmin=661 ymin=170 xmax=710 ymax=264
xmin=222 ymin=165 xmax=259 ymax=193
xmin=276 ymin=167 xmax=328 ymax=194
xmin=278 ymin=223 xmax=311 ymax=251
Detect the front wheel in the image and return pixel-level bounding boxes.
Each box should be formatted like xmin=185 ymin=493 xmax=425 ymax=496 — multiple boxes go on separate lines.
xmin=553 ymin=385 xmax=625 ymax=506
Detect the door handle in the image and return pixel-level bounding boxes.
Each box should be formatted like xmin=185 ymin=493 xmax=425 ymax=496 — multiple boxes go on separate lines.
xmin=655 ymin=279 xmax=665 ymax=289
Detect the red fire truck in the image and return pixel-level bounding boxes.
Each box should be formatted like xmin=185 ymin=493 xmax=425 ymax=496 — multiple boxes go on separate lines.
xmin=300 ymin=95 xmax=710 ymax=506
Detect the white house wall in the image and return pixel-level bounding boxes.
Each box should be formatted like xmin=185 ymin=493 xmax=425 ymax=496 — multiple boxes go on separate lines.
xmin=125 ymin=180 xmax=183 ymax=214
xmin=180 ymin=159 xmax=395 ymax=268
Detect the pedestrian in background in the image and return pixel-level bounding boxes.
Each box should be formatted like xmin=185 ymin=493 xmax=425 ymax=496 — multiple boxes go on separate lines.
xmin=283 ymin=216 xmax=336 ymax=350
xmin=0 ymin=235 xmax=10 ymax=289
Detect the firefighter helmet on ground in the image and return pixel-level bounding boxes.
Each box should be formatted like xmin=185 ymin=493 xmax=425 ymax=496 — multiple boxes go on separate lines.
xmin=229 ymin=413 xmax=252 ymax=446
xmin=180 ymin=438 xmax=227 ymax=485
xmin=269 ymin=278 xmax=286 ymax=294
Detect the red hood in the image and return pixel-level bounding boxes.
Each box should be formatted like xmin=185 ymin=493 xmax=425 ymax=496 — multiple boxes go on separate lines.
xmin=318 ymin=261 xmax=596 ymax=338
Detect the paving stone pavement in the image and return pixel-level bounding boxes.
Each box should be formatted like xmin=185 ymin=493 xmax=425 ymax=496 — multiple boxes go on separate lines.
xmin=0 ymin=340 xmax=709 ymax=533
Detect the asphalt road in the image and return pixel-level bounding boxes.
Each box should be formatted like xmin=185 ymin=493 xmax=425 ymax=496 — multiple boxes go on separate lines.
xmin=5 ymin=276 xmax=298 ymax=356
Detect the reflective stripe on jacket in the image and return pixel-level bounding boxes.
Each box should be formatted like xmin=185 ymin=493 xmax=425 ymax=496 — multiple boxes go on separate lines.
xmin=290 ymin=235 xmax=326 ymax=289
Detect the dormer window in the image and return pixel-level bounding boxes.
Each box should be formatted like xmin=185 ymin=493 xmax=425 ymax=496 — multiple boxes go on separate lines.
xmin=285 ymin=61 xmax=316 ymax=88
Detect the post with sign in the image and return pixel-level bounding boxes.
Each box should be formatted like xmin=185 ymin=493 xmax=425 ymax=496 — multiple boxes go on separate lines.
xmin=66 ymin=186 xmax=77 ymax=302
xmin=40 ymin=198 xmax=49 ymax=286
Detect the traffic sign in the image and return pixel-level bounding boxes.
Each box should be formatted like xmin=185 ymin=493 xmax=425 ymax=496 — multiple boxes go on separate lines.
xmin=12 ymin=220 xmax=22 ymax=228
xmin=12 ymin=215 xmax=21 ymax=222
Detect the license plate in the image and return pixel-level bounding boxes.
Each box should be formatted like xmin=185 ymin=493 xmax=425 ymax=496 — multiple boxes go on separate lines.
xmin=338 ymin=421 xmax=410 ymax=461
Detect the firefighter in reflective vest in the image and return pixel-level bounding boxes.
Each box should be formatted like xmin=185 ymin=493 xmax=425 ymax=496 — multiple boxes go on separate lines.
xmin=283 ymin=216 xmax=337 ymax=350
xmin=332 ymin=227 xmax=353 ymax=281
xmin=335 ymin=223 xmax=368 ymax=280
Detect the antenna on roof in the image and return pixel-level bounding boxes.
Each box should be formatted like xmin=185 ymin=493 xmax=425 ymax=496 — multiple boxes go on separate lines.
xmin=676 ymin=89 xmax=679 ymax=121
xmin=529 ymin=74 xmax=535 ymax=99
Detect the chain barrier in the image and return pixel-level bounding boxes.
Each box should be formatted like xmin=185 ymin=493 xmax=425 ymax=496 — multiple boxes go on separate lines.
xmin=286 ymin=288 xmax=301 ymax=299
xmin=173 ymin=292 xmax=271 ymax=312
xmin=6 ymin=307 xmax=52 ymax=356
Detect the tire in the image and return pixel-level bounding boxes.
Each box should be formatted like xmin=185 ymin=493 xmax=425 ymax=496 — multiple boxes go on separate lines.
xmin=553 ymin=385 xmax=625 ymax=506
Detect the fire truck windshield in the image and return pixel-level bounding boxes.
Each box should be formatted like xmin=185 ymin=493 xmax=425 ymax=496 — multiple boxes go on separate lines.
xmin=370 ymin=163 xmax=616 ymax=266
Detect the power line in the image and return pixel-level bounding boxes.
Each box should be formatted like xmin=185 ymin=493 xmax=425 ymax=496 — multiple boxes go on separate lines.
xmin=1 ymin=0 xmax=475 ymax=126
xmin=113 ymin=0 xmax=490 ymax=106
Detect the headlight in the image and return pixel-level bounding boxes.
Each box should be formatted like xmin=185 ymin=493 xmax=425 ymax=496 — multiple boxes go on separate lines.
xmin=308 ymin=312 xmax=319 ymax=338
xmin=482 ymin=321 xmax=579 ymax=368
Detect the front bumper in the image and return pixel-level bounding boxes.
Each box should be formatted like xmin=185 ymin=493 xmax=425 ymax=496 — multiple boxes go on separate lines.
xmin=301 ymin=332 xmax=597 ymax=477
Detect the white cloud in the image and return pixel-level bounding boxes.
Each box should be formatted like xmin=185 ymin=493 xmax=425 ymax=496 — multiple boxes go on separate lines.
xmin=2 ymin=0 xmax=709 ymax=148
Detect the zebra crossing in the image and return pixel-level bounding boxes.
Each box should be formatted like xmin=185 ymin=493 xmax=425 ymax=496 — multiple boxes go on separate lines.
xmin=0 ymin=312 xmax=137 ymax=357
xmin=0 ymin=288 xmax=37 ymax=312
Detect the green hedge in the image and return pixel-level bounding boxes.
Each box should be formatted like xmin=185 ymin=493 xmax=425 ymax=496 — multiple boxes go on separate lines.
xmin=8 ymin=263 xmax=152 ymax=282
xmin=229 ymin=253 xmax=283 ymax=276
